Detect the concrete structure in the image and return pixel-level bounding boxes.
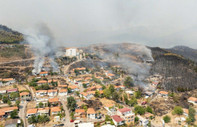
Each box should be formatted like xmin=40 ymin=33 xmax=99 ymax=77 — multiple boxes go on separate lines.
xmin=65 ymin=48 xmax=77 ymax=57
xmin=87 ymin=108 xmax=96 ymax=119
xmin=117 ymin=108 xmax=135 ymax=125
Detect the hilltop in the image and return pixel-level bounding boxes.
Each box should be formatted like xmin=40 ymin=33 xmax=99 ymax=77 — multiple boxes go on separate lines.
xmin=167 ymin=45 xmax=197 ymax=63
xmin=0 ymin=24 xmax=24 ymax=44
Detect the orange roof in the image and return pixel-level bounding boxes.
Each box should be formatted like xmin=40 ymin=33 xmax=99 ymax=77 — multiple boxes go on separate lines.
xmin=87 ymin=108 xmax=95 ymax=114
xmin=27 ymin=108 xmax=37 ymax=114
xmin=48 ymin=89 xmax=57 ymax=93
xmin=36 ymin=90 xmax=47 ymax=93
xmin=68 ymin=85 xmax=78 ymax=89
xmin=37 ymin=80 xmax=48 ymax=84
xmin=99 ymin=90 xmax=103 ymax=94
xmin=49 ymin=97 xmax=59 ymax=103
xmin=188 ymin=97 xmax=197 ymax=102
xmin=0 ymin=111 xmax=5 ymax=116
xmin=183 ymin=108 xmax=189 ymax=114
xmin=84 ymin=77 xmax=92 ymax=80
xmin=38 ymin=107 xmax=49 ymax=111
xmin=159 ymin=91 xmax=168 ymax=95
xmin=51 ymin=107 xmax=61 ymax=112
xmin=0 ymin=107 xmax=18 ymax=114
xmin=40 ymin=71 xmax=48 ymax=74
xmin=88 ymin=91 xmax=95 ymax=94
xmin=59 ymin=89 xmax=67 ymax=93
xmin=2 ymin=78 xmax=14 ymax=81
xmin=80 ymin=92 xmax=88 ymax=96
xmin=108 ymin=73 xmax=115 ymax=77
xmin=105 ymin=103 xmax=114 ymax=108
xmin=48 ymin=79 xmax=58 ymax=83
xmin=75 ymin=109 xmax=85 ymax=113
xmin=20 ymin=92 xmax=30 ymax=96
xmin=95 ymin=85 xmax=102 ymax=89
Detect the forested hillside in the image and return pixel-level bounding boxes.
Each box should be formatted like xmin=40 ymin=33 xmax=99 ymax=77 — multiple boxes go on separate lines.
xmin=150 ymin=47 xmax=197 ymax=91
xmin=0 ymin=24 xmax=24 ymax=43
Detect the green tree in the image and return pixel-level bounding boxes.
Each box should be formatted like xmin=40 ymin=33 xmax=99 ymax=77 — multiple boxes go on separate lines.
xmin=146 ymin=106 xmax=153 ymax=113
xmin=82 ymin=83 xmax=87 ymax=88
xmin=67 ymin=96 xmax=76 ymax=111
xmin=28 ymin=115 xmax=37 ymax=124
xmin=124 ymin=77 xmax=134 ymax=88
xmin=112 ymin=91 xmax=119 ymax=102
xmin=163 ymin=115 xmax=171 ymax=123
xmin=15 ymin=100 xmax=20 ymax=108
xmin=128 ymin=96 xmax=137 ymax=107
xmin=135 ymin=90 xmax=142 ymax=99
xmin=134 ymin=106 xmax=146 ymax=115
xmin=95 ymin=90 xmax=100 ymax=98
xmin=173 ymin=106 xmax=183 ymax=115
xmin=103 ymin=88 xmax=111 ymax=99
xmin=10 ymin=92 xmax=19 ymax=100
xmin=187 ymin=107 xmax=196 ymax=124
xmin=10 ymin=109 xmax=18 ymax=119
xmin=39 ymin=102 xmax=44 ymax=108
xmin=135 ymin=116 xmax=139 ymax=123
xmin=2 ymin=94 xmax=9 ymax=103
xmin=8 ymin=100 xmax=12 ymax=106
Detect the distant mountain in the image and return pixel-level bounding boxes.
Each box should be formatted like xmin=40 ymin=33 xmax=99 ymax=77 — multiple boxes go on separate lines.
xmin=0 ymin=24 xmax=24 ymax=44
xmin=167 ymin=46 xmax=197 ymax=62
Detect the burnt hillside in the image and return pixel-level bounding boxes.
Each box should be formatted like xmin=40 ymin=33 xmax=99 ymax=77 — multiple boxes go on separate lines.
xmin=167 ymin=46 xmax=197 ymax=63
xmin=150 ymin=47 xmax=197 ymax=91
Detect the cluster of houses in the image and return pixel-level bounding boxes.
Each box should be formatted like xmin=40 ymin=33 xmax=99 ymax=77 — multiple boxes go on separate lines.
xmin=0 ymin=78 xmax=15 ymax=86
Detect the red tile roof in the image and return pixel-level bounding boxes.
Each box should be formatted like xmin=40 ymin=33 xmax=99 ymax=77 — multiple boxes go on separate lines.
xmin=112 ymin=115 xmax=124 ymax=122
xmin=118 ymin=107 xmax=131 ymax=113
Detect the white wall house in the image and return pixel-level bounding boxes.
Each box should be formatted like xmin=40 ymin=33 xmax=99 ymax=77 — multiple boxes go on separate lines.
xmin=112 ymin=115 xmax=125 ymax=126
xmin=47 ymin=90 xmax=58 ymax=97
xmin=58 ymin=89 xmax=68 ymax=96
xmin=65 ymin=48 xmax=77 ymax=57
xmin=87 ymin=108 xmax=96 ymax=119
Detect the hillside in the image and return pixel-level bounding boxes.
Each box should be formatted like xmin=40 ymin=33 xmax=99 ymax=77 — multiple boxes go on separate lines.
xmin=167 ymin=46 xmax=197 ymax=63
xmin=150 ymin=47 xmax=197 ymax=91
xmin=0 ymin=24 xmax=24 ymax=44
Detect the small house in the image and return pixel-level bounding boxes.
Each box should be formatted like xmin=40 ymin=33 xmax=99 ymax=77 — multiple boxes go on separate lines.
xmin=51 ymin=106 xmax=61 ymax=115
xmin=111 ymin=115 xmax=125 ymax=126
xmin=47 ymin=89 xmax=58 ymax=97
xmin=87 ymin=108 xmax=96 ymax=119
xmin=59 ymin=89 xmax=68 ymax=96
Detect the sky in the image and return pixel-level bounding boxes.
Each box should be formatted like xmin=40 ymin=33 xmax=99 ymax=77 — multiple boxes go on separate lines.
xmin=0 ymin=0 xmax=197 ymax=48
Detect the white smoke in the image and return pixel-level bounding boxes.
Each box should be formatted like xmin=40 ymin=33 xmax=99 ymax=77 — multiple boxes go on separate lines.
xmin=88 ymin=43 xmax=154 ymax=86
xmin=24 ymin=24 xmax=59 ymax=75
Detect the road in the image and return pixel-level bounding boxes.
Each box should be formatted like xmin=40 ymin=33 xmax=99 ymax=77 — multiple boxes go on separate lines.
xmin=19 ymin=101 xmax=27 ymax=127
xmin=59 ymin=97 xmax=74 ymax=127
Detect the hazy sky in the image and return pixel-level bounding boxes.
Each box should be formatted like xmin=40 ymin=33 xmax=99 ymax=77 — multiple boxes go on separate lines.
xmin=0 ymin=0 xmax=197 ymax=48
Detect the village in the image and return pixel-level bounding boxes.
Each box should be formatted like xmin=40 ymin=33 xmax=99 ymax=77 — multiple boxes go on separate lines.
xmin=0 ymin=47 xmax=197 ymax=127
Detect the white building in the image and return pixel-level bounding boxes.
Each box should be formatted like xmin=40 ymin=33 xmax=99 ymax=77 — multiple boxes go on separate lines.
xmin=87 ymin=108 xmax=96 ymax=119
xmin=112 ymin=115 xmax=125 ymax=126
xmin=65 ymin=48 xmax=77 ymax=57
xmin=138 ymin=115 xmax=149 ymax=127
xmin=58 ymin=89 xmax=68 ymax=96
xmin=78 ymin=122 xmax=94 ymax=127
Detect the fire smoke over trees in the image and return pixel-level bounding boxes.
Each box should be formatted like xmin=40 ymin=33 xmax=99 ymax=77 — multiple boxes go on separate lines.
xmin=24 ymin=24 xmax=59 ymax=75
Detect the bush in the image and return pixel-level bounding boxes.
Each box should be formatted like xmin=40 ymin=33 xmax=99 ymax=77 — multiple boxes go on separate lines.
xmin=173 ymin=106 xmax=183 ymax=115
xmin=163 ymin=115 xmax=171 ymax=123
xmin=146 ymin=106 xmax=153 ymax=113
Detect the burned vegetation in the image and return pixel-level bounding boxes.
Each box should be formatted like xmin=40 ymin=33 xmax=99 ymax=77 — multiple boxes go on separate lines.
xmin=150 ymin=47 xmax=197 ymax=92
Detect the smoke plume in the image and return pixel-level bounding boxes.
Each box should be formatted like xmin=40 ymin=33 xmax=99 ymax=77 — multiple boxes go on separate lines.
xmin=24 ymin=24 xmax=59 ymax=75
xmin=88 ymin=43 xmax=154 ymax=86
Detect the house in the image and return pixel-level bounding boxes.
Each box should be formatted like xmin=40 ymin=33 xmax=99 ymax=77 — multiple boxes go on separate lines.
xmin=0 ymin=106 xmax=18 ymax=118
xmin=20 ymin=92 xmax=31 ymax=101
xmin=36 ymin=90 xmax=47 ymax=97
xmin=26 ymin=108 xmax=38 ymax=118
xmin=117 ymin=107 xmax=135 ymax=125
xmin=37 ymin=107 xmax=50 ymax=116
xmin=65 ymin=48 xmax=78 ymax=57
xmin=39 ymin=71 xmax=48 ymax=77
xmin=75 ymin=109 xmax=86 ymax=119
xmin=183 ymin=108 xmax=189 ymax=117
xmin=188 ymin=97 xmax=197 ymax=105
xmin=95 ymin=85 xmax=103 ymax=91
xmin=0 ymin=90 xmax=7 ymax=95
xmin=48 ymin=79 xmax=58 ymax=85
xmin=48 ymin=97 xmax=60 ymax=106
xmin=159 ymin=91 xmax=168 ymax=97
xmin=47 ymin=89 xmax=58 ymax=97
xmin=51 ymin=106 xmax=61 ymax=115
xmin=5 ymin=119 xmax=20 ymax=127
xmin=36 ymin=98 xmax=48 ymax=107
xmin=101 ymin=125 xmax=115 ymax=127
xmin=87 ymin=108 xmax=96 ymax=119
xmin=37 ymin=80 xmax=48 ymax=85
xmin=111 ymin=115 xmax=125 ymax=126
xmin=59 ymin=89 xmax=68 ymax=96
xmin=68 ymin=85 xmax=79 ymax=92
xmin=1 ymin=78 xmax=15 ymax=86
xmin=104 ymin=104 xmax=116 ymax=115
xmin=7 ymin=88 xmax=18 ymax=93
xmin=138 ymin=115 xmax=149 ymax=127
xmin=78 ymin=122 xmax=94 ymax=127
xmin=80 ymin=92 xmax=94 ymax=100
